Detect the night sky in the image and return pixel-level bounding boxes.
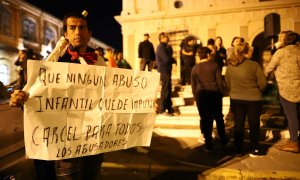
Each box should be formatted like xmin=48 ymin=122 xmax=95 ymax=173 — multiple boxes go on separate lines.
xmin=24 ymin=0 xmax=123 ymax=51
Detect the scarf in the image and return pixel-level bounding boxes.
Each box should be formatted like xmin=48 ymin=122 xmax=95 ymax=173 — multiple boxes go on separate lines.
xmin=67 ymin=45 xmax=98 ymax=65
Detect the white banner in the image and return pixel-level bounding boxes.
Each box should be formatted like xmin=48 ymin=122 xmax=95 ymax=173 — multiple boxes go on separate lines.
xmin=23 ymin=60 xmax=160 ymax=160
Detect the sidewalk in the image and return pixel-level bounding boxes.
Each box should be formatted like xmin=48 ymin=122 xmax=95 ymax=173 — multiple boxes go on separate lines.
xmin=200 ymin=140 xmax=300 ymax=179
xmin=102 ymin=113 xmax=300 ymax=180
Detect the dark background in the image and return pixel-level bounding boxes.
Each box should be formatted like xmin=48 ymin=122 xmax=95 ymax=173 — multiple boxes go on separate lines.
xmin=24 ymin=0 xmax=123 ymax=51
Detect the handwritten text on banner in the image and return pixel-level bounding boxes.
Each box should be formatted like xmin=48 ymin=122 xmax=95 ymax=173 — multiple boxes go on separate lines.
xmin=23 ymin=60 xmax=160 ymax=160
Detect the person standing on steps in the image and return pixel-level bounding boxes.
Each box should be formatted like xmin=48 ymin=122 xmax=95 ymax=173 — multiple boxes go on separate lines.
xmin=180 ymin=36 xmax=197 ymax=85
xmin=191 ymin=47 xmax=229 ymax=152
xmin=156 ymin=32 xmax=175 ymax=116
xmin=138 ymin=33 xmax=156 ymax=71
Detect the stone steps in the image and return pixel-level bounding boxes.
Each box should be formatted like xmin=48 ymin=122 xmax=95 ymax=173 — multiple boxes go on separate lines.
xmin=155 ymin=114 xmax=199 ymax=129
xmin=178 ymin=105 xmax=230 ymax=116
xmin=154 ymin=116 xmax=289 ymax=142
xmin=154 ymin=84 xmax=288 ymax=140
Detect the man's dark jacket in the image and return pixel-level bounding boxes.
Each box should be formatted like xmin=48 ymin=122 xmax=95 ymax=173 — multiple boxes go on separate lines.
xmin=138 ymin=40 xmax=155 ymax=61
xmin=156 ymin=42 xmax=173 ymax=74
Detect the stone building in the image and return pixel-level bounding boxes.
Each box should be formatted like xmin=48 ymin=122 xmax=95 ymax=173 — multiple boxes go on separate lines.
xmin=115 ymin=0 xmax=300 ymax=81
xmin=0 ymin=0 xmax=110 ymax=86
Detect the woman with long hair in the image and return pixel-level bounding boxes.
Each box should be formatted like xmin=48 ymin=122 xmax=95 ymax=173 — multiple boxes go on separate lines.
xmin=214 ymin=36 xmax=227 ymax=70
xmin=225 ymin=42 xmax=267 ymax=157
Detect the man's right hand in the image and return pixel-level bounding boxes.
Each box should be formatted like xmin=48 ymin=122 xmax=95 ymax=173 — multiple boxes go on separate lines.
xmin=10 ymin=90 xmax=29 ymax=107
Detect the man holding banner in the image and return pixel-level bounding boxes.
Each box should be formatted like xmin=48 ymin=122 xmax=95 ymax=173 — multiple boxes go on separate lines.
xmin=10 ymin=11 xmax=107 ymax=180
xmin=10 ymin=10 xmax=160 ymax=180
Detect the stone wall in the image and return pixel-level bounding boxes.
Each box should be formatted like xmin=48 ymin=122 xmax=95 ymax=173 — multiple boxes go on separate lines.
xmin=116 ymin=0 xmax=300 ymax=79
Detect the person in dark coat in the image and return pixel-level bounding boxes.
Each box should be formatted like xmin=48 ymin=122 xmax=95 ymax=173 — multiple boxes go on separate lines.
xmin=180 ymin=36 xmax=197 ymax=85
xmin=191 ymin=47 xmax=229 ymax=152
xmin=138 ymin=33 xmax=156 ymax=71
xmin=156 ymin=32 xmax=175 ymax=116
xmin=214 ymin=36 xmax=227 ymax=71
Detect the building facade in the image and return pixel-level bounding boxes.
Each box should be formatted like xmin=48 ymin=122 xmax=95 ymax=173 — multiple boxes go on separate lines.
xmin=0 ymin=0 xmax=110 ymax=86
xmin=115 ymin=0 xmax=300 ymax=80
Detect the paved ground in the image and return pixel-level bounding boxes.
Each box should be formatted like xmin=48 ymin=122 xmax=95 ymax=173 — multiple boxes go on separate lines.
xmin=1 ymin=101 xmax=300 ymax=180
xmin=101 ymin=112 xmax=300 ymax=180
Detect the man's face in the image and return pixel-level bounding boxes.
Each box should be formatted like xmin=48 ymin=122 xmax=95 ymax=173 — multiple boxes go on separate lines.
xmin=144 ymin=35 xmax=149 ymax=41
xmin=64 ymin=17 xmax=91 ymax=48
xmin=161 ymin=35 xmax=168 ymax=43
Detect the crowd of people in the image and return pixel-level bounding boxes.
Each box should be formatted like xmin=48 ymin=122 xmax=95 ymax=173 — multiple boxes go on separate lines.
xmin=7 ymin=8 xmax=300 ymax=179
xmin=152 ymin=30 xmax=300 ymax=157
xmin=196 ymin=31 xmax=300 ymax=156
xmin=94 ymin=29 xmax=299 ymax=158
xmin=190 ymin=36 xmax=267 ymax=156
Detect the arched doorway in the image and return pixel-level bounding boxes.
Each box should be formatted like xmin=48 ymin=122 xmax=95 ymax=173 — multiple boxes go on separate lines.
xmin=251 ymin=32 xmax=277 ymax=66
xmin=252 ymin=32 xmax=280 ymax=106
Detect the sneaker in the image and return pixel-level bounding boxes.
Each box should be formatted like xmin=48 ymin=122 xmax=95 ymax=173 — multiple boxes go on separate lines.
xmin=276 ymin=140 xmax=299 ymax=153
xmin=249 ymin=149 xmax=265 ymax=157
xmin=161 ymin=112 xmax=174 ymax=117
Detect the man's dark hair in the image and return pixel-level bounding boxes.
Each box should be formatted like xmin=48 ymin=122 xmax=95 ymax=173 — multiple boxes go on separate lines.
xmin=207 ymin=38 xmax=215 ymax=46
xmin=63 ymin=11 xmax=90 ymax=32
xmin=198 ymin=47 xmax=212 ymax=59
xmin=144 ymin=33 xmax=149 ymax=37
xmin=158 ymin=32 xmax=166 ymax=42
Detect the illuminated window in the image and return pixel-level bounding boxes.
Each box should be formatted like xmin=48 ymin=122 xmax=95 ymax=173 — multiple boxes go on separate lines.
xmin=23 ymin=17 xmax=37 ymax=42
xmin=44 ymin=26 xmax=57 ymax=47
xmin=0 ymin=63 xmax=9 ymax=85
xmin=0 ymin=5 xmax=11 ymax=35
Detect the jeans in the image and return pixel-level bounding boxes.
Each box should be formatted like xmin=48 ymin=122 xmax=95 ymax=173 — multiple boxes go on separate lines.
xmin=230 ymin=99 xmax=262 ymax=150
xmin=34 ymin=154 xmax=103 ymax=180
xmin=159 ymin=73 xmax=173 ymax=113
xmin=180 ymin=57 xmax=194 ymax=85
xmin=196 ymin=90 xmax=227 ymax=145
xmin=279 ymin=96 xmax=300 ymax=141
xmin=140 ymin=59 xmax=153 ymax=71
